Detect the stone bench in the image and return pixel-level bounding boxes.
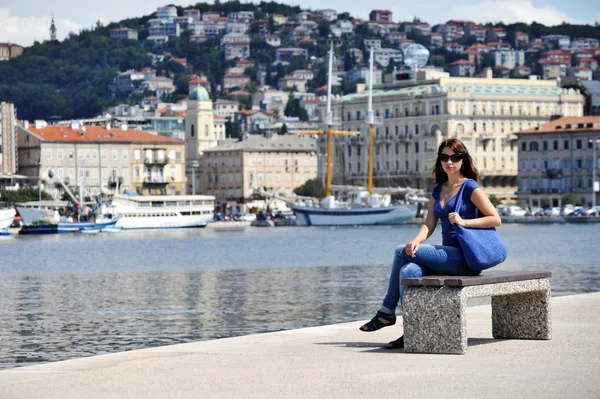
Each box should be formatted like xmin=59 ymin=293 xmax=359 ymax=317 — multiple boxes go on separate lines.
xmin=401 ymin=271 xmax=552 ymax=355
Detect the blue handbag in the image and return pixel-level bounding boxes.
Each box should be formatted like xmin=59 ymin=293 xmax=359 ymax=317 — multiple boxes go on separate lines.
xmin=454 ymin=179 xmax=507 ymax=271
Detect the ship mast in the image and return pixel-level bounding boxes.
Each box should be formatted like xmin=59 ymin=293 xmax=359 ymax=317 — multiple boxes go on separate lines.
xmin=367 ymin=47 xmax=375 ymax=195
xmin=292 ymin=42 xmax=358 ymax=198
xmin=325 ymin=42 xmax=334 ymax=197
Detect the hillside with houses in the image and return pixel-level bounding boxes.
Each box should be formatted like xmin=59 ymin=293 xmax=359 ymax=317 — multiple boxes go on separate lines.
xmin=1 ymin=1 xmax=600 ymax=132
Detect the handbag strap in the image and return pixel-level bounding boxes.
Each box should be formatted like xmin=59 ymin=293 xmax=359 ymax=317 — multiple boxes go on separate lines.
xmin=453 ymin=178 xmax=472 ymax=214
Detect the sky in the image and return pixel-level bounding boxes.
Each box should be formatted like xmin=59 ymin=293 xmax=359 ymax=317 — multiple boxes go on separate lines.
xmin=0 ymin=0 xmax=599 ymax=46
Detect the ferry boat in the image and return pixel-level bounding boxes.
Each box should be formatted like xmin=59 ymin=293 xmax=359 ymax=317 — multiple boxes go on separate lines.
xmin=98 ymin=195 xmax=215 ymax=229
xmin=0 ymin=208 xmax=16 ymax=235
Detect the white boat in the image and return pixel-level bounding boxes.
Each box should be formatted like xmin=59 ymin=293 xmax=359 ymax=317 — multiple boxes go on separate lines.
xmin=98 ymin=194 xmax=215 ymax=230
xmin=285 ymin=46 xmax=418 ymax=226
xmin=290 ymin=193 xmax=416 ymax=226
xmin=0 ymin=208 xmax=16 ymax=234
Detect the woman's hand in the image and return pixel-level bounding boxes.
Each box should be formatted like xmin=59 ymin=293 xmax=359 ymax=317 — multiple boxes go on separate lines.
xmin=405 ymin=241 xmax=420 ymax=258
xmin=448 ymin=212 xmax=466 ymax=226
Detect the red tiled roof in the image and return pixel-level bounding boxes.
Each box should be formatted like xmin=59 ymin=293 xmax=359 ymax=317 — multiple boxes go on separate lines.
xmin=539 ymin=59 xmax=568 ymax=65
xmin=25 ymin=125 xmax=183 ymax=143
xmin=157 ymin=109 xmax=186 ymax=117
xmin=517 ymin=116 xmax=600 ymax=135
xmin=449 ymin=59 xmax=474 ymax=66
xmin=228 ymin=90 xmax=251 ymax=96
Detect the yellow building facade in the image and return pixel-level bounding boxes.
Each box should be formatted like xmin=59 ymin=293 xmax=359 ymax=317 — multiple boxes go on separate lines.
xmin=325 ymin=69 xmax=584 ymax=200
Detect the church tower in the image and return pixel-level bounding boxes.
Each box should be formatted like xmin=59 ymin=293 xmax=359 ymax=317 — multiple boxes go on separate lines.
xmin=50 ymin=16 xmax=57 ymax=41
xmin=185 ymin=86 xmax=218 ymax=161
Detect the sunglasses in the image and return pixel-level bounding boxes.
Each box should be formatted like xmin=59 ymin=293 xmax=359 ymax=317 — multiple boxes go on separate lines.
xmin=439 ymin=154 xmax=463 ymax=163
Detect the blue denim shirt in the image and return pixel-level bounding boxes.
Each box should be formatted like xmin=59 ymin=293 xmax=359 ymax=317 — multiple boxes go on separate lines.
xmin=432 ymin=179 xmax=480 ymax=248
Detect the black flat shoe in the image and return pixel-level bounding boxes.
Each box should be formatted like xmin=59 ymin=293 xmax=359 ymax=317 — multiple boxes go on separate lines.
xmin=384 ymin=335 xmax=404 ymax=350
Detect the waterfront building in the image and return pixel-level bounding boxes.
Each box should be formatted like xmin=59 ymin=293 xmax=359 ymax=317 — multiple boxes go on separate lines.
xmin=323 ymin=68 xmax=584 ymax=200
xmin=201 ymin=133 xmax=317 ymax=213
xmin=515 ymin=116 xmax=600 ymax=208
xmin=0 ymin=102 xmax=17 ymax=174
xmin=16 ymin=121 xmax=186 ymax=198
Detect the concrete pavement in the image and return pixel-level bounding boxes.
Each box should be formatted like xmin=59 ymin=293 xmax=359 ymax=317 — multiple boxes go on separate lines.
xmin=1 ymin=292 xmax=599 ymax=398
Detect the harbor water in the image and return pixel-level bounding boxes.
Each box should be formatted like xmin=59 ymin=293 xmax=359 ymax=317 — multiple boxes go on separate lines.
xmin=0 ymin=224 xmax=598 ymax=369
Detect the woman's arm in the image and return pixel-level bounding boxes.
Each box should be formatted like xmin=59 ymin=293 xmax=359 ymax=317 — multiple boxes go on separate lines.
xmin=450 ymin=188 xmax=502 ymax=228
xmin=405 ymin=197 xmax=439 ymax=257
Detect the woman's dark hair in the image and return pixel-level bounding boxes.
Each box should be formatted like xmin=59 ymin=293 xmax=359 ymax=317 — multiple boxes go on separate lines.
xmin=432 ymin=138 xmax=479 ymax=184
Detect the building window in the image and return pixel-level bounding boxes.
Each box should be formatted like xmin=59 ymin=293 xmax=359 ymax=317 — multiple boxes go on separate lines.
xmin=521 ymin=160 xmax=527 ymax=171
xmin=46 ymin=149 xmax=52 ymax=160
xmin=133 ymin=168 xmax=139 ymax=178
xmin=531 ymin=160 xmax=537 ymax=171
xmin=190 ymin=124 xmax=195 ymax=137
xmin=57 ymin=150 xmax=63 ymax=160
xmin=529 ymin=142 xmax=538 ymax=151
xmin=101 ymin=150 xmax=107 ymax=160
xmin=122 ymin=150 xmax=129 ymax=160
xmin=112 ymin=150 xmax=118 ymax=160
xmin=564 ymin=140 xmax=569 ymax=150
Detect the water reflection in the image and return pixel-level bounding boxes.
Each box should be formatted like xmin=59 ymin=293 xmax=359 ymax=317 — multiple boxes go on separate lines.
xmin=0 ymin=224 xmax=598 ymax=369
xmin=0 ymin=265 xmax=389 ymax=368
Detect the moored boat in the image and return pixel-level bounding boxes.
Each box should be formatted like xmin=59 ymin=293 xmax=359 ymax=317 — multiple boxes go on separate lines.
xmin=19 ymin=219 xmax=118 ymax=235
xmin=98 ymin=194 xmax=215 ymax=229
xmin=0 ymin=208 xmax=16 ymax=235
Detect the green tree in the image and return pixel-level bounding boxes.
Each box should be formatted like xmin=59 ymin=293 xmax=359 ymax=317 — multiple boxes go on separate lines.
xmin=225 ymin=120 xmax=241 ymax=139
xmin=279 ymin=123 xmax=288 ymax=135
xmin=1 ymin=186 xmax=53 ymax=203
xmin=294 ymin=178 xmax=325 ymax=198
xmin=562 ymin=193 xmax=582 ymax=206
xmin=488 ymin=194 xmax=501 ymax=207
xmin=318 ymin=21 xmax=332 ymax=38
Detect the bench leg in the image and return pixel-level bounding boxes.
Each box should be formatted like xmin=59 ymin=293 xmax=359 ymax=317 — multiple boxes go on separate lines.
xmin=492 ymin=285 xmax=552 ymax=340
xmin=403 ymin=286 xmax=467 ymax=354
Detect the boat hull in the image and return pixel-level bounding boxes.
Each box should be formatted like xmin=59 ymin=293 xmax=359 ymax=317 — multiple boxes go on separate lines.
xmin=0 ymin=208 xmax=16 ymax=234
xmin=289 ymin=204 xmax=415 ymax=226
xmin=19 ymin=220 xmax=118 ymax=235
xmin=115 ymin=215 xmax=208 ymax=230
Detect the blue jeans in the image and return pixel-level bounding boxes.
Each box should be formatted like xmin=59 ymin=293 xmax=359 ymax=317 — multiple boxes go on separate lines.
xmin=380 ymin=244 xmax=480 ymax=314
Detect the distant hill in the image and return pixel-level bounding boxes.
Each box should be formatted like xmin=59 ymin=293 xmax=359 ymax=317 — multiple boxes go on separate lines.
xmin=0 ymin=1 xmax=599 ymax=121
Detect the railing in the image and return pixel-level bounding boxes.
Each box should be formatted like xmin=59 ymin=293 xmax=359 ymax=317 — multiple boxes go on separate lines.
xmin=143 ymin=177 xmax=168 ymax=184
xmin=145 ymin=156 xmax=169 ymax=165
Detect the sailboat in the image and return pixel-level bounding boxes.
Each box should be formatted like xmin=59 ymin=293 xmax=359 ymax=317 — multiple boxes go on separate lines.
xmin=287 ymin=47 xmax=417 ymax=226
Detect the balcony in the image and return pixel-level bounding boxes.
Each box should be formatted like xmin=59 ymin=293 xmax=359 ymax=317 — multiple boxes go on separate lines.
xmin=143 ymin=176 xmax=168 ymax=185
xmin=530 ymin=188 xmax=563 ymax=194
xmin=108 ymin=176 xmax=124 ymax=187
xmin=144 ymin=156 xmax=169 ymax=165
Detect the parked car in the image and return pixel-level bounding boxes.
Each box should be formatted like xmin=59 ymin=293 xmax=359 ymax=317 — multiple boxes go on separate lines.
xmin=568 ymin=208 xmax=588 ymax=216
xmin=543 ymin=207 xmax=561 ymax=216
xmin=241 ymin=213 xmax=257 ymax=222
xmin=587 ymin=206 xmax=600 ymax=216
xmin=501 ymin=206 xmax=527 ymax=217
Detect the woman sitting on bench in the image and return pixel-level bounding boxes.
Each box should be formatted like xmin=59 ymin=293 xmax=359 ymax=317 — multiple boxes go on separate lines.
xmin=359 ymin=138 xmax=502 ymax=349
